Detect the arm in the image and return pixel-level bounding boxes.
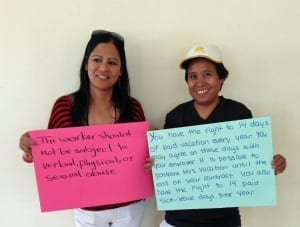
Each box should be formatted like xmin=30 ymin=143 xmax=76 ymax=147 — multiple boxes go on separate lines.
xmin=20 ymin=95 xmax=73 ymax=163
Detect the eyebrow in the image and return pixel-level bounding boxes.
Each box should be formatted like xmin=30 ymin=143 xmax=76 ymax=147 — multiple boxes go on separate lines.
xmin=90 ymin=55 xmax=120 ymax=62
xmin=188 ymin=69 xmax=212 ymax=74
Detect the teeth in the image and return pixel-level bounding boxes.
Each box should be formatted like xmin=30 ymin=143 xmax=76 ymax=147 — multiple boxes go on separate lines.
xmin=97 ymin=75 xmax=109 ymax=79
xmin=197 ymin=89 xmax=208 ymax=94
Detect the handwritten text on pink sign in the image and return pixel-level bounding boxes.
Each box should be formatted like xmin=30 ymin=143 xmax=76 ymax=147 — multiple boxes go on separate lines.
xmin=30 ymin=121 xmax=153 ymax=212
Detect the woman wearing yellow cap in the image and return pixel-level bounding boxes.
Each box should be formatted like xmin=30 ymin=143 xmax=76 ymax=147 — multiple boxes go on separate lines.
xmin=157 ymin=44 xmax=287 ymax=227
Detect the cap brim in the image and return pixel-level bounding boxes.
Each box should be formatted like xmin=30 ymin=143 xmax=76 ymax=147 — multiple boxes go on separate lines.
xmin=179 ymin=55 xmax=222 ymax=69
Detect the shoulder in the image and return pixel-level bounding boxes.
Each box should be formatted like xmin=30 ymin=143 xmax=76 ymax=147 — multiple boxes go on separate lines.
xmin=54 ymin=94 xmax=72 ymax=105
xmin=219 ymin=97 xmax=253 ymax=119
xmin=166 ymin=100 xmax=194 ymax=118
xmin=128 ymin=97 xmax=146 ymax=121
xmin=48 ymin=94 xmax=73 ymax=129
xmin=221 ymin=97 xmax=251 ymax=111
xmin=129 ymin=97 xmax=142 ymax=106
xmin=164 ymin=100 xmax=194 ymax=128
xmin=50 ymin=94 xmax=73 ymax=111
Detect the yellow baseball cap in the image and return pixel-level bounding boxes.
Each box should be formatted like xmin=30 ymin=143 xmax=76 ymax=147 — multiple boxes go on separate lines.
xmin=179 ymin=44 xmax=223 ymax=69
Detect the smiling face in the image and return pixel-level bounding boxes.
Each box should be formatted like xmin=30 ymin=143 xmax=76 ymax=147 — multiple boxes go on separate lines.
xmin=186 ymin=58 xmax=224 ymax=110
xmin=85 ymin=42 xmax=122 ymax=92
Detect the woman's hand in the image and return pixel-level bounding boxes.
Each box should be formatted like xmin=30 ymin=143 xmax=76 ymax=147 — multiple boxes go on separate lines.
xmin=272 ymin=154 xmax=287 ymax=175
xmin=19 ymin=132 xmax=36 ymax=163
xmin=144 ymin=157 xmax=154 ymax=171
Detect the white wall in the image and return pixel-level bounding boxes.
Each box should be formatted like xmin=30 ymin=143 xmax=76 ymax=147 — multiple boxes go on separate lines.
xmin=1 ymin=0 xmax=299 ymax=226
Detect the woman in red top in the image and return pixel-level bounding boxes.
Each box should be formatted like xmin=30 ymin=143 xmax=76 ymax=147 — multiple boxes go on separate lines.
xmin=20 ymin=30 xmax=148 ymax=227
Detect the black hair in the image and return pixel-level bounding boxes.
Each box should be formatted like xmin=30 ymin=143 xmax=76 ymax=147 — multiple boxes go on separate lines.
xmin=71 ymin=31 xmax=132 ymax=125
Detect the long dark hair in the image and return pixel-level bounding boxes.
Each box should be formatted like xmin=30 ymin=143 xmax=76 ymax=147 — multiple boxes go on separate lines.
xmin=71 ymin=30 xmax=132 ymax=125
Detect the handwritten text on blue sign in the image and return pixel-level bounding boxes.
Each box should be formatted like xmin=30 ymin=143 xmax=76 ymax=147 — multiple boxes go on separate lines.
xmin=147 ymin=117 xmax=276 ymax=210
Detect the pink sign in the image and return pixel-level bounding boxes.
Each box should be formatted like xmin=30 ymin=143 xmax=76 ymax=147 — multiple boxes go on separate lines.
xmin=29 ymin=121 xmax=153 ymax=212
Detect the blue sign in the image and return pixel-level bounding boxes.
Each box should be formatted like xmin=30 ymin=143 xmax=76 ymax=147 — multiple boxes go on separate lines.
xmin=147 ymin=117 xmax=276 ymax=210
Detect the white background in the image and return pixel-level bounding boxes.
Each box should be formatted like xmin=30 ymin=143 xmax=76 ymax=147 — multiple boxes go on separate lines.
xmin=1 ymin=0 xmax=299 ymax=226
